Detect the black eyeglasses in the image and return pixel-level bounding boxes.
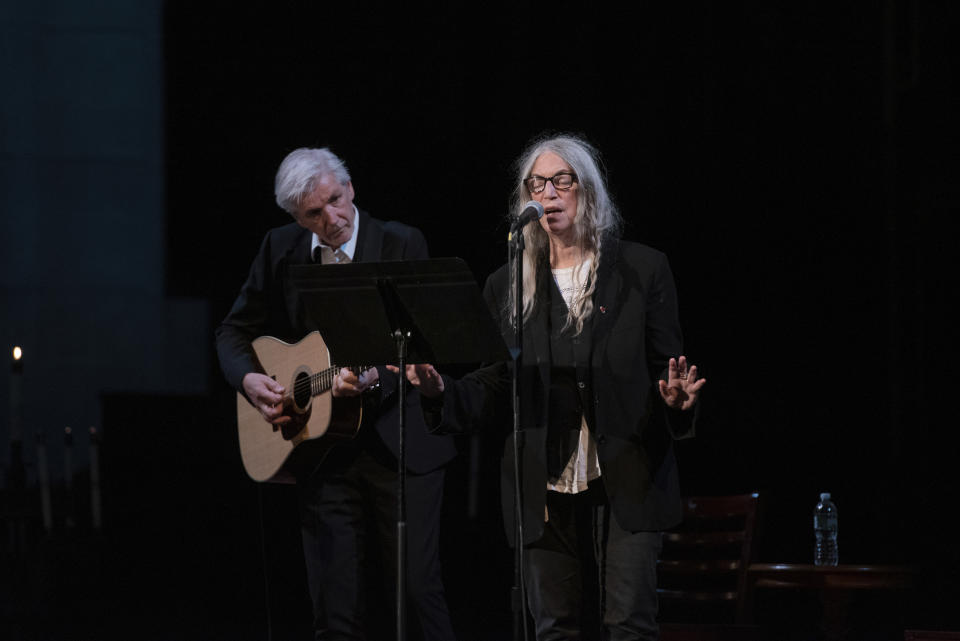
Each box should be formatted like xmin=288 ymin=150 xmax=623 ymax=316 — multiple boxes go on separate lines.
xmin=524 ymin=171 xmax=577 ymax=194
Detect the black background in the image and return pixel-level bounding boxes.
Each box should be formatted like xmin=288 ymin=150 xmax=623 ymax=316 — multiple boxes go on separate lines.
xmin=10 ymin=2 xmax=960 ymax=640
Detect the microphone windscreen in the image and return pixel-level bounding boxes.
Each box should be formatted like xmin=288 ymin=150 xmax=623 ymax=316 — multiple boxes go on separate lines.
xmin=521 ymin=201 xmax=544 ymax=219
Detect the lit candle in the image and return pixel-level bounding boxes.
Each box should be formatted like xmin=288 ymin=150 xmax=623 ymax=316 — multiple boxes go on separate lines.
xmin=89 ymin=426 xmax=102 ymax=531
xmin=8 ymin=346 xmax=25 ymax=489
xmin=10 ymin=346 xmax=23 ymax=443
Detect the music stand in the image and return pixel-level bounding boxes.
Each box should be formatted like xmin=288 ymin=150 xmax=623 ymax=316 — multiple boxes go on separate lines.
xmin=290 ymin=257 xmax=510 ymax=641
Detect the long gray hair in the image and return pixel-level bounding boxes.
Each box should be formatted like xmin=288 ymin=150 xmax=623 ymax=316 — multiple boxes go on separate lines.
xmin=274 ymin=147 xmax=351 ymax=214
xmin=509 ymin=133 xmax=622 ymax=334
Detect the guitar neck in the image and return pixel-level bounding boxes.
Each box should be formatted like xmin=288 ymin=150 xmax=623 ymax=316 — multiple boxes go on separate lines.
xmin=293 ymin=365 xmax=372 ymax=400
xmin=312 ymin=366 xmax=340 ymax=396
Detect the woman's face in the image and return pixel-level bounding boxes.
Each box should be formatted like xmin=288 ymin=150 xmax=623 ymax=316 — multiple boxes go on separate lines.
xmin=529 ymin=151 xmax=579 ymax=243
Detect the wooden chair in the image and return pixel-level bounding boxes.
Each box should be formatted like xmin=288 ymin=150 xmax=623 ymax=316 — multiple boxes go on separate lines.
xmin=657 ymin=492 xmax=761 ymax=627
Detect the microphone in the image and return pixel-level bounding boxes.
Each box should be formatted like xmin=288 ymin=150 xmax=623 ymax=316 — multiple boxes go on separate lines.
xmin=508 ymin=201 xmax=544 ymax=241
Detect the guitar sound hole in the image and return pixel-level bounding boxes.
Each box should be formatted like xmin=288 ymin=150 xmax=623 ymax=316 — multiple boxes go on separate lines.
xmin=293 ymin=371 xmax=311 ymax=411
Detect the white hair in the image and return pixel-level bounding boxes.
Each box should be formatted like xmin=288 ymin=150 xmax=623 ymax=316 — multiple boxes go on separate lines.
xmin=274 ymin=147 xmax=351 ymax=214
xmin=509 ymin=133 xmax=622 ymax=334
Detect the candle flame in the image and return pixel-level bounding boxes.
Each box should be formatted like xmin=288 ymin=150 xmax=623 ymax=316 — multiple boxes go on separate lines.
xmin=12 ymin=346 xmax=22 ymax=361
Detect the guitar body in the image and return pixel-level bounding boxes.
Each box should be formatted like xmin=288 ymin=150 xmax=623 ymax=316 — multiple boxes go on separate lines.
xmin=237 ymin=332 xmax=361 ymax=483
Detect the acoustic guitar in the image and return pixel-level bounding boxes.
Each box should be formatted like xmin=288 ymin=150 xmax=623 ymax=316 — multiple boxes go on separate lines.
xmin=236 ymin=331 xmax=367 ymax=483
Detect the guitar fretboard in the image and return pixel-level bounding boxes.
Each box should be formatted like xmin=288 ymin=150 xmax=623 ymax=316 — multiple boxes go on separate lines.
xmin=293 ymin=366 xmax=370 ymax=399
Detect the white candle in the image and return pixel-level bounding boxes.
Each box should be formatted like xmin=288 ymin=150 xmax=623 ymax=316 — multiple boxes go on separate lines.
xmin=89 ymin=426 xmax=102 ymax=530
xmin=9 ymin=346 xmax=25 ymax=489
xmin=36 ymin=428 xmax=52 ymax=534
xmin=64 ymin=427 xmax=75 ymax=529
xmin=63 ymin=427 xmax=73 ymax=491
xmin=10 ymin=346 xmax=23 ymax=444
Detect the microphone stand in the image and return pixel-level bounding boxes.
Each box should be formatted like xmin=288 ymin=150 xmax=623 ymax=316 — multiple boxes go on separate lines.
xmin=394 ymin=328 xmax=409 ymax=641
xmin=508 ymin=225 xmax=529 ymax=641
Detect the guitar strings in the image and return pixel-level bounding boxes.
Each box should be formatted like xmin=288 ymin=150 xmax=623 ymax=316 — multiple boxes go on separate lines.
xmin=284 ymin=366 xmax=337 ymax=401
xmin=287 ymin=364 xmax=370 ymax=400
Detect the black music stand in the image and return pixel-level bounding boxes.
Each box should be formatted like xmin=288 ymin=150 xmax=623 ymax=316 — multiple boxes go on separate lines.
xmin=290 ymin=257 xmax=510 ymax=641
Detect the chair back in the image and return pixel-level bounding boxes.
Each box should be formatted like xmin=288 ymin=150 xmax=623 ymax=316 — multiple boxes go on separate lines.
xmin=657 ymin=492 xmax=760 ymax=624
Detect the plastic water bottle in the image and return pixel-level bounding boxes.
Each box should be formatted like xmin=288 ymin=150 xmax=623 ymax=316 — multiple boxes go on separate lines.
xmin=813 ymin=492 xmax=839 ymax=566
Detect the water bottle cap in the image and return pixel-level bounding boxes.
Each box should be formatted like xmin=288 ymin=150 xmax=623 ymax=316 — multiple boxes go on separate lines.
xmin=820 ymin=492 xmax=831 ymax=500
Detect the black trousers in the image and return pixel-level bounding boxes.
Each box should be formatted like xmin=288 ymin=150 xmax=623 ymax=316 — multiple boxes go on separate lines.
xmin=298 ymin=441 xmax=456 ymax=641
xmin=524 ymin=485 xmax=662 ymax=641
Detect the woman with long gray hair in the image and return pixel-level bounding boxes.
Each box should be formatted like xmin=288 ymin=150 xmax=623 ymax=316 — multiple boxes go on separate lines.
xmin=408 ymin=133 xmax=705 ymax=640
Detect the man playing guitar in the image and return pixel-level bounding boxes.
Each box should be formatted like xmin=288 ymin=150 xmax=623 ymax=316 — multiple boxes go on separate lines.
xmin=216 ymin=147 xmax=457 ymax=641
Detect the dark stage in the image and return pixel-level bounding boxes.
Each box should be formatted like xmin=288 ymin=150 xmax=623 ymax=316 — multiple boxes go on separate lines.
xmin=2 ymin=2 xmax=959 ymax=640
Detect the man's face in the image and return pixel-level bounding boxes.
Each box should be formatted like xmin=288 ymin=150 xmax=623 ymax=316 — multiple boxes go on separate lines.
xmin=292 ymin=173 xmax=357 ymax=247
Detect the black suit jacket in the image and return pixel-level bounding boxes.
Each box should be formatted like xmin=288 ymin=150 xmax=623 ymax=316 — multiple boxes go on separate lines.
xmin=216 ymin=209 xmax=457 ymax=474
xmin=428 ymin=238 xmax=695 ymax=544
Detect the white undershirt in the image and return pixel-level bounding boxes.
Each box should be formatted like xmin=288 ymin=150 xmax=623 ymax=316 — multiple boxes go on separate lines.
xmin=546 ymin=260 xmax=601 ymax=495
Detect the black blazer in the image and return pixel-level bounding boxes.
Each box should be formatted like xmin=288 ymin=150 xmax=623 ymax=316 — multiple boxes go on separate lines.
xmin=428 ymin=238 xmax=695 ymax=543
xmin=216 ymin=209 xmax=457 ymax=474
